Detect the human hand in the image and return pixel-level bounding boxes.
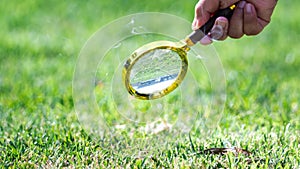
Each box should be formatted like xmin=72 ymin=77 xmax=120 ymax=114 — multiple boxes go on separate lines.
xmin=192 ymin=0 xmax=277 ymax=45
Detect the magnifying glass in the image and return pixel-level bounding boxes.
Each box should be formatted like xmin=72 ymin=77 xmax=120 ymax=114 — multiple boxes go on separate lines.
xmin=123 ymin=5 xmax=236 ymax=100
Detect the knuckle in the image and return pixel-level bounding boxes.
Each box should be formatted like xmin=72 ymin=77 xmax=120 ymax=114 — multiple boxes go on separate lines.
xmin=195 ymin=6 xmax=203 ymax=17
xmin=229 ymin=32 xmax=243 ymax=39
xmin=245 ymin=30 xmax=260 ymax=36
xmin=219 ymin=35 xmax=228 ymax=41
xmin=244 ymin=26 xmax=262 ymax=36
xmin=219 ymin=0 xmax=230 ymax=8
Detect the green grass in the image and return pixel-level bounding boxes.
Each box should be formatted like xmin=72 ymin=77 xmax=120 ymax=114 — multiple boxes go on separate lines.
xmin=1 ymin=0 xmax=300 ymax=168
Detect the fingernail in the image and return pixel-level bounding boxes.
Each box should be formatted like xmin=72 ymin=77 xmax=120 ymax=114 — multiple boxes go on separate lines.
xmin=238 ymin=1 xmax=246 ymax=8
xmin=216 ymin=19 xmax=226 ymax=28
xmin=192 ymin=20 xmax=198 ymax=30
xmin=200 ymin=35 xmax=212 ymax=45
xmin=210 ymin=25 xmax=223 ymax=40
xmin=246 ymin=4 xmax=252 ymax=13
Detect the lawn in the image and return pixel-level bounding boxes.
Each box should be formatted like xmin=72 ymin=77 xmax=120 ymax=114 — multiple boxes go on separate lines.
xmin=0 ymin=0 xmax=299 ymax=168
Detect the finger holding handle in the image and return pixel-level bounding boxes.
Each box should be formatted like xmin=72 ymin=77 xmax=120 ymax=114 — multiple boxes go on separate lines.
xmin=186 ymin=5 xmax=236 ymax=46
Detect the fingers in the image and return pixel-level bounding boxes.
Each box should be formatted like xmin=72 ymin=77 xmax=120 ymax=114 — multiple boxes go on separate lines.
xmin=243 ymin=2 xmax=271 ymax=35
xmin=193 ymin=0 xmax=240 ymax=30
xmin=193 ymin=0 xmax=219 ymax=30
xmin=199 ymin=35 xmax=213 ymax=45
xmin=241 ymin=0 xmax=277 ymax=36
xmin=246 ymin=0 xmax=277 ymax=22
xmin=243 ymin=3 xmax=261 ymax=35
xmin=228 ymin=1 xmax=245 ymax=38
xmin=229 ymin=1 xmax=271 ymax=38
xmin=200 ymin=17 xmax=229 ymax=45
xmin=210 ymin=17 xmax=229 ymax=40
xmin=193 ymin=0 xmax=277 ymax=44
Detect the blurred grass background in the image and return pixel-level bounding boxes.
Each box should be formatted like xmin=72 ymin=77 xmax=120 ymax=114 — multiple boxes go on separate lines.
xmin=0 ymin=0 xmax=299 ymax=168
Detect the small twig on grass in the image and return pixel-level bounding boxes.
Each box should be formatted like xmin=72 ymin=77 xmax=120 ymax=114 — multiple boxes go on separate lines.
xmin=203 ymin=147 xmax=251 ymax=156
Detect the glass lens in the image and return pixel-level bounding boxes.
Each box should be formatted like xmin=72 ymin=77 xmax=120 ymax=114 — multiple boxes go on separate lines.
xmin=129 ymin=48 xmax=182 ymax=94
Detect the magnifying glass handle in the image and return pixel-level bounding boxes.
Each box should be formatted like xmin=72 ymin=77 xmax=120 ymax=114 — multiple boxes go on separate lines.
xmin=186 ymin=4 xmax=236 ymax=46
